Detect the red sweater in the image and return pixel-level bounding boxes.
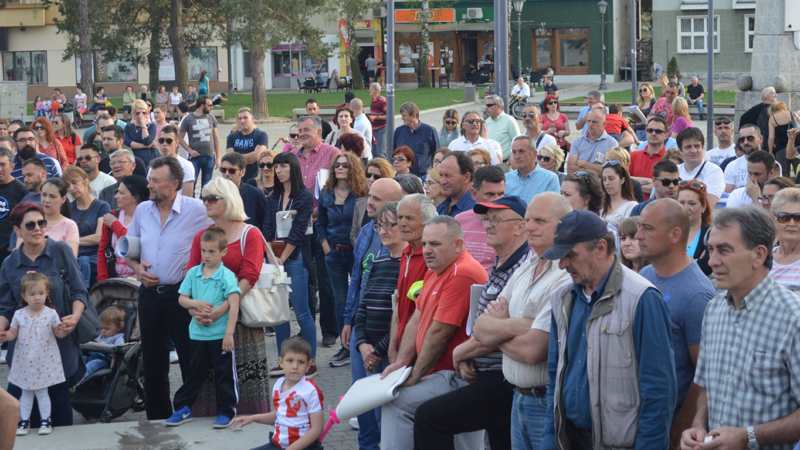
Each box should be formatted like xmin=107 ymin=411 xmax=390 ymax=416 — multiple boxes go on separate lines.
xmin=186 ymin=226 xmax=265 ymax=286
xmin=394 ymin=244 xmax=427 ymax=345
xmin=97 ymin=213 xmax=129 ymax=281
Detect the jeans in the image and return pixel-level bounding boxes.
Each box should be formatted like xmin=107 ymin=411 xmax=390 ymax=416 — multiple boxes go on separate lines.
xmin=511 ymin=391 xmax=549 ymax=450
xmin=134 ymin=148 xmax=161 ymax=168
xmin=191 ymin=154 xmax=215 ymax=188
xmin=350 ymin=329 xmax=381 ymax=450
xmin=276 ymin=254 xmax=317 ymax=358
xmin=325 ymin=250 xmax=354 ymax=336
xmin=83 ymin=355 xmax=109 ymax=379
xmin=373 ymin=127 xmax=386 ymax=159
xmin=693 ymin=99 xmax=705 ymax=116
xmin=310 ymin=237 xmax=334 ymax=337
xmin=77 ymin=254 xmax=96 ymax=289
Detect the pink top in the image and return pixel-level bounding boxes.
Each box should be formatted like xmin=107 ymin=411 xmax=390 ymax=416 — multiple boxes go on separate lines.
xmin=541 ymin=113 xmax=569 ymax=147
xmin=670 ymin=116 xmax=693 ymax=135
xmin=46 ymin=217 xmax=79 ymax=254
xmin=287 ymin=142 xmax=341 ymax=192
xmin=454 ymin=210 xmax=496 ymax=273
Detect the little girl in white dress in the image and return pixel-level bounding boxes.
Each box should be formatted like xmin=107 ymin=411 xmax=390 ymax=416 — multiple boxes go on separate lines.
xmin=0 ymin=272 xmax=67 ymax=436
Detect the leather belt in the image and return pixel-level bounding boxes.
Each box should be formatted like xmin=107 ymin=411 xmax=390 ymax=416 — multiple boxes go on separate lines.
xmin=143 ymin=283 xmax=180 ymax=295
xmin=515 ymin=385 xmax=547 ymax=397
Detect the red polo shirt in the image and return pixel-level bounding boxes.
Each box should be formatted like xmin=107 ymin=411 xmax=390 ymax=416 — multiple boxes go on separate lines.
xmin=395 ymin=243 xmax=427 ymax=344
xmin=629 ymin=146 xmax=667 ymax=179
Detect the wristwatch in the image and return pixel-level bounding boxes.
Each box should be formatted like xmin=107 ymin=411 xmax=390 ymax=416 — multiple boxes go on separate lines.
xmin=746 ymin=425 xmax=759 ymax=450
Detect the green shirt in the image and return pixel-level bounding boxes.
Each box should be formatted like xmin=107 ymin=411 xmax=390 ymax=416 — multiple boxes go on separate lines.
xmin=179 ymin=263 xmax=240 ymax=340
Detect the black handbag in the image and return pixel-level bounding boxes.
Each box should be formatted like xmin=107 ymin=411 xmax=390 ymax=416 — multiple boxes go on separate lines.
xmin=55 ymin=246 xmax=100 ymax=344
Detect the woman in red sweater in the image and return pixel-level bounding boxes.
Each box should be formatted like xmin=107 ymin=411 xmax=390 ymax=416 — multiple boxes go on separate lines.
xmin=97 ymin=175 xmax=149 ymax=281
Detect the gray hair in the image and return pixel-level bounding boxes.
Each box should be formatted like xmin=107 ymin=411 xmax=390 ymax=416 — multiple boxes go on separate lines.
xmin=532 ymin=192 xmax=573 ymax=219
xmin=297 ymin=115 xmax=322 ymax=130
xmin=399 ymin=193 xmax=438 ymax=222
xmin=586 ymin=90 xmax=605 ymax=102
xmin=110 ymin=148 xmax=136 ymax=164
xmin=771 ymin=187 xmax=800 ymax=214
xmin=713 ymin=206 xmax=775 ymax=269
xmin=349 ymin=98 xmax=364 ymax=111
xmin=425 ymin=215 xmax=464 ymax=240
xmin=512 ymin=134 xmax=535 ymax=151
xmin=761 ymin=86 xmax=776 ymax=101
xmin=377 ymin=201 xmax=399 ymax=222
xmin=395 ymin=174 xmax=425 ymax=195
xmin=399 ymin=102 xmax=420 ymax=117
xmin=485 ymin=94 xmax=504 ymax=109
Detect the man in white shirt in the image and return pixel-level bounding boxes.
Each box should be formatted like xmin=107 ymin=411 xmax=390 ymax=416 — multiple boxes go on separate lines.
xmin=676 ymin=127 xmax=725 ymax=207
xmin=155 ymin=124 xmax=196 ymax=197
xmin=706 ymin=117 xmax=736 ymax=166
xmin=511 ymin=77 xmax=531 ymax=98
xmin=484 ymin=95 xmax=521 ymax=160
xmin=520 ymin=105 xmax=557 ymax=151
xmin=724 ymin=124 xmax=762 ymax=192
xmin=726 ymin=151 xmax=777 ymax=208
xmin=77 ymin=143 xmax=117 ymax=197
xmin=350 ymin=98 xmax=373 ymax=154
xmin=448 ymin=111 xmax=504 ymax=164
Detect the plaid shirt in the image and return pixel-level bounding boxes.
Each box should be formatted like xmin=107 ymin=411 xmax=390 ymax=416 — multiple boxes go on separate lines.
xmin=694 ymin=276 xmax=800 ymax=448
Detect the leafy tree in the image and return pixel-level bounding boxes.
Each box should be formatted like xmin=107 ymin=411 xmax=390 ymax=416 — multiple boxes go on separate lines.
xmin=326 ymin=0 xmax=380 ymax=90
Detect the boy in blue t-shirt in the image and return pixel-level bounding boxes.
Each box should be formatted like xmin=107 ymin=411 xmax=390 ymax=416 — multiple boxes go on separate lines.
xmin=165 ymin=226 xmax=241 ymax=429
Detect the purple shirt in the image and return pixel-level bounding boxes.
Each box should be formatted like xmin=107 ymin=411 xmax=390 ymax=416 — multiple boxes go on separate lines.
xmin=454 ymin=210 xmax=496 ymax=273
xmin=287 ymin=142 xmax=341 ymax=192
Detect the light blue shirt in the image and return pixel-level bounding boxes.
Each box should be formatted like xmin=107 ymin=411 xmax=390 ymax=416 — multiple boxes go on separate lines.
xmin=504 ymin=165 xmax=560 ymax=204
xmin=179 ymin=263 xmax=240 ymax=340
xmin=127 ymin=195 xmax=213 ymax=284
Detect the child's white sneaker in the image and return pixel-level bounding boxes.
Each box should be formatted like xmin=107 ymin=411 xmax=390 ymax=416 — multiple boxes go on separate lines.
xmin=38 ymin=418 xmax=52 ymax=435
xmin=16 ymin=420 xmax=29 ymax=436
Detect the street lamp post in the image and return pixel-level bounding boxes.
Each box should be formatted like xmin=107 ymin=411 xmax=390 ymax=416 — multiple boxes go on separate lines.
xmin=598 ymin=0 xmax=608 ymax=91
xmin=512 ymin=0 xmax=526 ymax=80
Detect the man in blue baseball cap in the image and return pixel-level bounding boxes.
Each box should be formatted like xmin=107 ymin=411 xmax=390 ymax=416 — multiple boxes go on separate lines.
xmin=541 ymin=209 xmax=678 ymax=450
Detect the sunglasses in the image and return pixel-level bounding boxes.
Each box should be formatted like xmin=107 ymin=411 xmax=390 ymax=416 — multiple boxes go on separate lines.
xmin=658 ymin=178 xmax=681 ymax=187
xmin=714 ymin=119 xmax=732 ymax=126
xmin=23 ymin=219 xmax=47 ymax=231
xmin=775 ymin=212 xmax=800 ymax=224
xmin=259 ymin=162 xmax=274 ymax=169
xmin=646 ymin=128 xmax=666 ymax=135
xmin=219 ymin=167 xmax=239 ymax=175
xmin=547 ymin=101 xmax=558 ymax=105
xmin=574 ymin=170 xmax=590 ymax=178
xmin=367 ymin=173 xmax=382 ymax=180
xmin=464 ymin=119 xmax=483 ymax=125
xmin=445 ymin=120 xmax=458 ymax=125
xmin=679 ymin=180 xmax=707 ymax=191
xmin=603 ymin=160 xmax=622 ymax=168
xmin=289 ymin=133 xmax=299 ymax=139
xmin=738 ymin=135 xmax=757 ymax=143
xmin=639 ymin=89 xmax=649 ymax=93
xmin=485 ymin=104 xmax=497 ymax=108
xmin=158 ymin=137 xmax=174 ymax=144
xmin=536 ymin=155 xmax=552 ymax=163
xmin=33 ymin=125 xmax=44 ymax=131
xmin=202 ymin=195 xmax=223 ymax=203
xmin=76 ymin=155 xmax=94 ymax=162
xmin=522 ymin=113 xmax=538 ymax=118
xmin=334 ymin=162 xmax=350 ymax=169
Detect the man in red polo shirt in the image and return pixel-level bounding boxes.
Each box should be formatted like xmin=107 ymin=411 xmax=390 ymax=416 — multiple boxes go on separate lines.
xmin=629 ymin=116 xmax=669 ymax=196
xmin=380 ymin=215 xmax=487 ymax=450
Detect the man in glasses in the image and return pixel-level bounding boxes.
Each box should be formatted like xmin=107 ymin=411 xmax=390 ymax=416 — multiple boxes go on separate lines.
xmin=226 ymin=107 xmax=268 ymax=182
xmin=155 ymin=125 xmax=195 ymax=197
xmin=99 ymin=148 xmax=137 ymax=208
xmin=724 ymin=123 xmax=763 ymax=192
xmin=629 ymin=116 xmax=669 ymax=194
xmin=520 ymin=105 xmax=556 ymax=151
xmin=484 ymin=94 xmax=521 ymax=161
xmin=219 ymin=152 xmax=266 ymax=227
xmin=726 ymin=151 xmax=778 ymax=209
xmin=676 ymin=127 xmax=725 ymax=207
xmin=77 ymin=143 xmax=116 ymax=197
xmin=631 ymin=159 xmax=681 ymax=216
xmin=447 ymin=111 xmax=503 ymax=164
xmin=707 ymin=117 xmax=735 ymax=166
xmin=10 ymin=127 xmax=61 ymax=181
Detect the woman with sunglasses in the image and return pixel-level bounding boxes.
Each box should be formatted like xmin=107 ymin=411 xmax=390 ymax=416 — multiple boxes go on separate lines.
xmin=541 ymin=95 xmax=570 ymax=150
xmin=250 ymin=150 xmax=277 ymax=197
xmin=536 ymin=143 xmax=565 ymax=182
xmin=318 ymin=152 xmax=368 ymax=358
xmin=32 ymin=118 xmax=68 ymax=168
xmin=677 ymin=180 xmax=712 ymax=275
xmin=769 ymin=188 xmax=800 ymax=291
xmin=124 ymin=99 xmax=159 ymax=167
xmin=392 ymin=146 xmax=415 ymax=176
xmin=36 ymin=179 xmax=79 ymax=257
xmin=601 ymin=161 xmax=637 ymax=226
xmin=52 ymin=113 xmax=80 ymax=166
xmin=631 ymin=82 xmax=657 ymax=140
xmin=96 ymin=175 xmax=149 ymax=281
xmin=561 ymin=171 xmax=603 ymax=214
xmin=0 ymin=203 xmax=90 ymax=429
xmin=448 ymin=111 xmax=503 ymax=164
xmin=439 ymin=109 xmax=460 ymax=147
xmin=261 ymin=152 xmax=318 ymax=376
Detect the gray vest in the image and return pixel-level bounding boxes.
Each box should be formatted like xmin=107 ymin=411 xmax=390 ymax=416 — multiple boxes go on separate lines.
xmin=551 ymin=260 xmax=654 ymax=450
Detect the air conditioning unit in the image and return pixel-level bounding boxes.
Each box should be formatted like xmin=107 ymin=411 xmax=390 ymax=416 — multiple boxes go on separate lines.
xmin=466 ymin=8 xmax=483 ymax=20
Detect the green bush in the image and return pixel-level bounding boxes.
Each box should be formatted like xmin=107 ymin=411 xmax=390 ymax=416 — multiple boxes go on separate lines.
xmin=667 ymin=57 xmax=680 ymax=79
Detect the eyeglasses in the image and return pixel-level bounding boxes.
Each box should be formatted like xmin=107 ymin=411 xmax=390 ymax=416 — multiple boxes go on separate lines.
xmin=480 ymin=216 xmax=523 ymax=226
xmin=646 ymin=128 xmax=666 ymax=135
xmin=547 ymin=101 xmax=558 ymax=105
xmin=464 ymin=119 xmax=482 ymax=125
xmin=603 ymin=160 xmax=622 ymax=168
xmin=679 ymin=180 xmax=707 ymax=191
xmin=158 ymin=137 xmax=174 ymax=144
xmin=22 ymin=219 xmax=47 ymax=231
xmin=658 ymin=178 xmax=681 ymax=187
xmin=289 ymin=133 xmax=299 ymax=139
xmin=639 ymin=89 xmax=649 ymax=93
xmin=485 ymin=103 xmax=497 ymax=108
xmin=15 ymin=137 xmax=36 ymax=144
xmin=367 ymin=173 xmax=382 ymax=180
xmin=219 ymin=167 xmax=239 ymax=175
xmin=522 ymin=113 xmax=539 ymax=119
xmin=259 ymin=162 xmax=274 ymax=169
xmin=76 ymin=155 xmax=94 ymax=162
xmin=202 ymin=195 xmax=223 ymax=203
xmin=393 ymin=157 xmax=407 ymax=163
xmin=775 ymin=212 xmax=800 ymax=224
xmin=33 ymin=125 xmax=44 ymax=131
xmin=738 ymin=135 xmax=757 ymax=143
xmin=373 ymin=221 xmax=398 ymax=232
xmin=536 ymin=155 xmax=552 ymax=163
xmin=334 ymin=162 xmax=350 ymax=169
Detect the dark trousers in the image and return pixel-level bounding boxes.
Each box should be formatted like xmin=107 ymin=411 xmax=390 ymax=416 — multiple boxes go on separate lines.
xmin=565 ymin=420 xmax=593 ymax=450
xmin=138 ymin=284 xmax=194 ymax=420
xmin=414 ymin=371 xmax=514 ymax=450
xmin=173 ymin=338 xmax=238 ymax=417
xmin=310 ymin=235 xmax=335 ymax=338
xmin=7 ymin=381 xmax=73 ymax=427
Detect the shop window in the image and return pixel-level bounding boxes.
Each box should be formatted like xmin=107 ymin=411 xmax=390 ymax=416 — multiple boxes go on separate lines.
xmin=272 ymin=49 xmax=327 ymax=77
xmin=2 ymin=51 xmax=47 ymax=84
xmin=677 ymin=15 xmax=719 ymax=54
xmin=558 ymin=28 xmax=589 ymax=69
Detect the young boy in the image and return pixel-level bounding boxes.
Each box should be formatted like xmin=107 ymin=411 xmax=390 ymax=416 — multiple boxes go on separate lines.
xmin=165 ymin=226 xmax=241 ymax=429
xmin=231 ymin=337 xmax=324 ymax=450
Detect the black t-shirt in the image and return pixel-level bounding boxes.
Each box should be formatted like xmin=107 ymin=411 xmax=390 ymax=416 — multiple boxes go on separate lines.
xmin=687 ymin=84 xmax=704 ymax=100
xmin=239 ymin=182 xmax=268 ymax=227
xmin=321 ymin=120 xmax=333 ymax=140
xmin=0 ymin=179 xmax=28 ymax=254
xmin=227 ymin=128 xmax=269 ymax=181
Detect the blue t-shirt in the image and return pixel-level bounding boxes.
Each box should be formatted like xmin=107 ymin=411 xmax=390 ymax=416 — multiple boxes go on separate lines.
xmin=640 ymin=262 xmax=712 ymax=407
xmin=226 ymin=128 xmax=268 ymax=181
xmin=179 ymin=263 xmax=241 ymax=341
xmin=70 ymin=199 xmax=111 ymax=256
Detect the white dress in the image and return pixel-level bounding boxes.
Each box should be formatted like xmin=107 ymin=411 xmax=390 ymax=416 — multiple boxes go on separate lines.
xmin=8 ymin=307 xmax=66 ymax=390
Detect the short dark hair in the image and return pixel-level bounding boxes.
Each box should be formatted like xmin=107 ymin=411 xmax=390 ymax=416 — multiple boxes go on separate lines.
xmin=747 ymin=150 xmax=775 ymax=170
xmin=106 ymin=106 xmax=117 ymax=117
xmin=221 ymin=152 xmax=246 ymax=170
xmin=201 ymin=226 xmax=228 ymax=251
xmin=100 ymin=125 xmax=124 ymax=140
xmin=713 ymin=206 xmax=775 ymax=269
xmin=22 ymin=158 xmax=46 ymax=171
xmin=150 ymin=156 xmax=184 ymax=191
xmin=13 ymin=126 xmax=34 ymax=141
xmin=676 ymin=127 xmax=705 ymax=149
xmin=160 ymin=124 xmax=179 ymax=136
xmin=444 ymin=152 xmax=475 ymax=179
xmin=0 ymin=147 xmax=14 ymax=161
xmin=646 ymin=115 xmax=668 ymax=130
xmin=473 ymin=165 xmax=505 ymax=189
xmin=280 ymin=336 xmax=312 ymax=360
xmin=80 ymin=142 xmax=101 ymax=155
xmin=305 ymin=98 xmax=319 ymax=107
xmin=652 ymin=159 xmax=678 ymax=178
xmin=195 ymin=96 xmax=209 ymax=110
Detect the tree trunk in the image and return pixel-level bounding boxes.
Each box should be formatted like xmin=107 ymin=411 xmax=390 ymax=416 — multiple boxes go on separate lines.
xmin=147 ymin=1 xmax=163 ymax=98
xmin=419 ymin=0 xmax=432 ymax=88
xmin=226 ymin=16 xmax=234 ymax=93
xmin=168 ymin=0 xmax=188 ymax=92
xmin=350 ymin=44 xmax=364 ymax=90
xmin=250 ymin=46 xmax=268 ymax=119
xmin=77 ymin=0 xmax=94 ymax=95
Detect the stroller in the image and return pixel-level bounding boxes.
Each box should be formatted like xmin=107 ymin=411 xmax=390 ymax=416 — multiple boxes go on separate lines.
xmin=71 ymin=278 xmax=146 ymax=422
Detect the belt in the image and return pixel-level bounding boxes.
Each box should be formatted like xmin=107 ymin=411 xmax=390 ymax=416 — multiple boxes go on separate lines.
xmin=515 ymin=385 xmax=547 ymax=397
xmin=333 ymin=243 xmax=353 ymax=252
xmin=143 ymin=283 xmax=180 ymax=295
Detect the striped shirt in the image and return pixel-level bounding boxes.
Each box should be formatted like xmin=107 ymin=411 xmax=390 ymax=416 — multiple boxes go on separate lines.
xmin=353 ymin=255 xmax=401 ymax=357
xmin=694 ymin=276 xmax=800 ymax=449
xmin=473 ymin=243 xmax=529 ymax=372
xmin=769 ymin=249 xmax=800 ymax=294
xmin=271 ymin=376 xmax=324 ymax=449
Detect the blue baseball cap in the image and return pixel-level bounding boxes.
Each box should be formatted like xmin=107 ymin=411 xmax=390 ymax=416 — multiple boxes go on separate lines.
xmin=473 ymin=195 xmax=527 ymax=218
xmin=543 ymin=210 xmax=608 ymax=260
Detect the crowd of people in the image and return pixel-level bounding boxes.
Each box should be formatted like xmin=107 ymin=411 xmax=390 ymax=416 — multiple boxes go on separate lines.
xmin=0 ymin=77 xmax=799 ymax=450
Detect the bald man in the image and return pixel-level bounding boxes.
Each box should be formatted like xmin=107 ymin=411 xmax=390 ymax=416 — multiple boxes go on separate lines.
xmin=567 ymin=109 xmax=618 ymax=175
xmin=636 ymin=199 xmax=714 ymax=445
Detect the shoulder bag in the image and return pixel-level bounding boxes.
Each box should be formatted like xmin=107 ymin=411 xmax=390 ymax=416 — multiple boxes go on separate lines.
xmin=238 ymin=225 xmax=292 ymax=328
xmin=54 ymin=242 xmax=99 ymax=344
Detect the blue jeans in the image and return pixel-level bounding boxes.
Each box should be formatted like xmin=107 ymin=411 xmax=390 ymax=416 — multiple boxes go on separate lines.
xmin=325 ymin=250 xmax=354 ymax=335
xmin=511 ymin=391 xmax=549 ymax=450
xmin=373 ymin=127 xmax=386 ymax=159
xmin=693 ymin=99 xmax=705 ymax=116
xmin=275 ymin=254 xmax=316 ymax=358
xmin=191 ymin=154 xmax=215 ymax=188
xmin=77 ymin=254 xmax=96 ymax=288
xmin=135 ymin=148 xmax=160 ymax=168
xmin=350 ymin=330 xmax=386 ymax=450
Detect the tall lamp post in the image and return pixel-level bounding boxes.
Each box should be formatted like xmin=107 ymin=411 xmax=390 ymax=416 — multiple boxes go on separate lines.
xmin=598 ymin=0 xmax=608 ymax=91
xmin=512 ymin=0 xmax=526 ymax=79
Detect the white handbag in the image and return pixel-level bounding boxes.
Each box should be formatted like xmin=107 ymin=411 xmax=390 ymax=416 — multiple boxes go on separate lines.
xmin=238 ymin=225 xmax=293 ymax=328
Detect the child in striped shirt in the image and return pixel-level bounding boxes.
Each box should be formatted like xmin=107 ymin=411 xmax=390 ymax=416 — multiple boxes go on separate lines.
xmin=232 ymin=337 xmax=324 ymax=450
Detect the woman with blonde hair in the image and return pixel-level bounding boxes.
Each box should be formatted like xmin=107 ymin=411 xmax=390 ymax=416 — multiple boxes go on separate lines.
xmin=439 ymin=109 xmax=460 ymax=147
xmin=768 ymin=101 xmax=794 ymax=154
xmin=249 ymin=150 xmax=277 ymax=196
xmin=536 ymin=143 xmax=565 ymax=181
xmin=769 ymin=187 xmax=800 ymax=292
xmin=425 ymin=167 xmax=447 ymax=206
xmin=186 ymin=176 xmax=271 ymax=414
xmin=670 ymin=97 xmax=693 ymax=137
xmin=63 ymin=165 xmax=111 ymax=286
xmin=468 ymin=148 xmax=492 ymax=170
xmin=124 ymin=99 xmax=159 ymax=166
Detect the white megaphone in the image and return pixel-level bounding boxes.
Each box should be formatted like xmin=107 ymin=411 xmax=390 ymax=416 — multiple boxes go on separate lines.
xmin=117 ymin=236 xmax=141 ymax=261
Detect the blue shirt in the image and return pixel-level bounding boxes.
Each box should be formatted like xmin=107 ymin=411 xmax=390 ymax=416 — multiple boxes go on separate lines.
xmin=343 ymin=221 xmax=387 ymax=326
xmin=436 ymin=191 xmax=475 ymax=217
xmin=640 ymin=262 xmax=712 ymax=408
xmin=123 ymin=122 xmax=157 ymax=149
xmin=127 ymin=195 xmax=213 ymax=284
xmin=317 ymin=189 xmax=358 ymax=246
xmin=393 ymin=123 xmax=439 ymax=177
xmin=179 ymin=263 xmax=240 ymax=340
xmin=12 ymin=153 xmax=62 ymax=181
xmin=227 ymin=128 xmax=268 ymax=181
xmin=630 ymin=198 xmax=655 ymax=217
xmin=504 ymin=166 xmax=560 ymax=204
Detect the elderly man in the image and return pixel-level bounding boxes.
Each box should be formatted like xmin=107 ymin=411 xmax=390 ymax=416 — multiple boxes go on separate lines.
xmin=381 ymin=216 xmax=488 ymax=450
xmin=566 ymin=109 xmax=618 ymax=175
xmin=447 ymin=111 xmax=503 ymax=164
xmin=740 ymin=86 xmax=777 ymax=150
xmin=99 ymin=125 xmax=147 ymax=176
xmin=226 ymin=107 xmax=268 ymax=182
xmin=505 ymin=135 xmax=560 ymax=204
xmin=727 ymin=150 xmax=778 ymax=208
xmin=393 ymin=102 xmax=439 ymax=177
xmin=542 ymin=210 xmax=677 ymax=449
xmin=126 ymin=157 xmax=212 ymax=420
xmin=629 ymin=116 xmax=670 ymax=193
xmin=575 ymin=90 xmax=604 ymax=130
xmin=0 ymin=148 xmax=26 ymax=263
xmin=77 ymin=143 xmax=116 ymax=197
xmin=455 ymin=166 xmax=505 ymax=272
xmin=484 ymin=94 xmax=521 ymax=160
xmin=155 ymin=125 xmax=195 ymax=197
xmin=99 ymin=148 xmax=137 ymax=208
xmin=520 ymin=105 xmax=557 ymax=150
xmin=10 ymin=127 xmax=61 ymax=180
xmin=415 ymin=196 xmax=531 ymax=450
xmin=725 ymin=124 xmax=764 ymax=192
xmin=676 ymin=127 xmax=725 ymax=207
xmin=288 ymin=115 xmax=341 ymax=193
xmin=472 ymin=192 xmax=572 ymax=450
xmin=636 ymin=199 xmax=714 ymax=446
xmin=681 ymin=207 xmax=800 ymax=450
xmin=368 ymin=83 xmax=388 ymax=158
xmin=686 ymin=76 xmax=705 ymax=119
xmin=631 ymin=159 xmax=681 ymax=216
xmin=437 ymin=153 xmax=476 ymax=217
xmin=219 ymin=152 xmax=267 ymax=226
